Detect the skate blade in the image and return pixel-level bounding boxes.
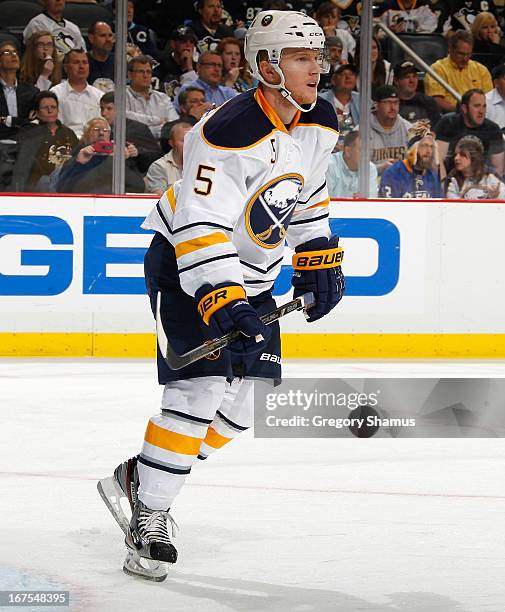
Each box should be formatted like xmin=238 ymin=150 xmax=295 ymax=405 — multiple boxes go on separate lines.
xmin=123 ymin=549 xmax=168 ymax=582
xmin=97 ymin=476 xmax=130 ymax=536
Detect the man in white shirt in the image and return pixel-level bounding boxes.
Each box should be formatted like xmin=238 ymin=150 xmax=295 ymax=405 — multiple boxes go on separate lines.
xmin=23 ymin=0 xmax=87 ymax=58
xmin=486 ymin=64 xmax=505 ymax=130
xmin=50 ymin=49 xmax=103 ymax=138
xmin=145 ymin=119 xmax=193 ymax=195
xmin=126 ymin=55 xmax=179 ymax=139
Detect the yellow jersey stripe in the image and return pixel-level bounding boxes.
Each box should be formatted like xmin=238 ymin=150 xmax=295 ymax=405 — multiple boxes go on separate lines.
xmin=175 ymin=231 xmax=230 ymax=259
xmin=307 ymin=197 xmax=330 ymax=209
xmin=144 ymin=421 xmax=202 ymax=456
xmin=203 ymin=426 xmax=232 ymax=449
xmin=165 ymin=185 xmax=176 ymax=212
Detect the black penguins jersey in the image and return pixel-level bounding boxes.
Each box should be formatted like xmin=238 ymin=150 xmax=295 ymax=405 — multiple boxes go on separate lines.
xmin=142 ymin=88 xmax=339 ymax=298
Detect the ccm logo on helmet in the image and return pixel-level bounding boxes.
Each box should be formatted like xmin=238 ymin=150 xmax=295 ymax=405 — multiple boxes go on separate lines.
xmin=293 ymin=247 xmax=344 ymax=270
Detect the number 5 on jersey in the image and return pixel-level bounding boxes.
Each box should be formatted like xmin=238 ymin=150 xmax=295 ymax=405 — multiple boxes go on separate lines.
xmin=194 ymin=164 xmax=216 ymax=196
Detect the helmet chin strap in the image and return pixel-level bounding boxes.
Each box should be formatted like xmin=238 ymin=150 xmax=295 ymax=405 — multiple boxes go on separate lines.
xmin=258 ymin=63 xmax=317 ymax=114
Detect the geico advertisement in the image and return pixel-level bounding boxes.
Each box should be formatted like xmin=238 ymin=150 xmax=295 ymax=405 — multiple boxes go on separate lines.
xmin=0 ymin=196 xmax=426 ymax=332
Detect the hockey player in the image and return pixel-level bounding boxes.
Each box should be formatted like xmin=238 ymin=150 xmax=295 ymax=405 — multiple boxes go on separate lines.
xmin=98 ymin=10 xmax=345 ymax=581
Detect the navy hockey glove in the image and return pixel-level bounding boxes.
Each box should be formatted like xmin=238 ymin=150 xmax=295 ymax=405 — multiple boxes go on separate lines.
xmin=195 ymin=282 xmax=272 ymax=355
xmin=291 ymin=235 xmax=345 ymax=323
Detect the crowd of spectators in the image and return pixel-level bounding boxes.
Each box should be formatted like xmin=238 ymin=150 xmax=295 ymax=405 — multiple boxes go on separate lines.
xmin=1 ymin=0 xmax=505 ymax=199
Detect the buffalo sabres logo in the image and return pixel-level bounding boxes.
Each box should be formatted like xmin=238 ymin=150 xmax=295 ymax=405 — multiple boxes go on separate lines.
xmin=245 ymin=174 xmax=304 ymax=249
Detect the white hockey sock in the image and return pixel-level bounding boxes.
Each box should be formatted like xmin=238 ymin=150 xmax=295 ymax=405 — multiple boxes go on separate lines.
xmin=198 ymin=378 xmax=254 ymax=461
xmin=137 ymin=377 xmax=226 ymax=510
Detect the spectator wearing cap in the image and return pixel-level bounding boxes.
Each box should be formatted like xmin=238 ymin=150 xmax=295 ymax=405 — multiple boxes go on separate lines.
xmin=0 ymin=41 xmax=39 ymax=141
xmin=50 ymin=49 xmax=103 ymax=139
xmin=326 ymin=130 xmax=378 ymax=198
xmin=394 ymin=61 xmax=441 ymax=127
xmin=175 ymin=51 xmax=237 ymax=113
xmin=145 ymin=119 xmax=194 ymax=195
xmin=126 ymin=54 xmax=179 ymax=139
xmin=319 ymin=64 xmax=360 ymax=135
xmin=486 ymin=64 xmax=505 ymax=129
xmin=160 ymin=28 xmax=198 ymax=88
xmin=379 ymin=120 xmax=443 ymax=198
xmin=435 ymin=88 xmax=504 ymax=177
xmin=87 ymin=21 xmax=115 ymax=88
xmin=424 ymin=30 xmax=493 ymax=114
xmin=100 ymin=91 xmax=161 ymax=175
xmin=190 ymin=0 xmax=234 ymax=54
xmin=375 ymin=0 xmax=438 ymax=34
xmin=367 ymin=85 xmax=413 ymax=175
xmin=318 ymin=36 xmax=344 ymax=92
xmin=178 ymin=86 xmax=213 ymax=122
xmin=23 ymin=0 xmax=87 ymax=59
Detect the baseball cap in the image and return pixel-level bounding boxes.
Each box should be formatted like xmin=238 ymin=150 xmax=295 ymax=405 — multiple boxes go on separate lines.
xmin=393 ymin=61 xmax=417 ymax=79
xmin=169 ymin=26 xmax=198 ymax=43
xmin=492 ymin=64 xmax=505 ymax=79
xmin=333 ymin=63 xmax=358 ymax=76
xmin=373 ymin=85 xmax=399 ymax=101
xmin=325 ymin=36 xmax=344 ymax=49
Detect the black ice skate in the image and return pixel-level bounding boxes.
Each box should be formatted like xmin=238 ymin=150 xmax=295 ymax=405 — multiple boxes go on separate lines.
xmin=123 ymin=500 xmax=178 ymax=581
xmin=97 ymin=457 xmax=139 ymax=535
xmin=98 ymin=457 xmax=178 ymax=581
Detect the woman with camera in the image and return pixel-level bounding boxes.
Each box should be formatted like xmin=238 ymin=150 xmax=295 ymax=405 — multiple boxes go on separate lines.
xmin=57 ymin=116 xmax=145 ymax=193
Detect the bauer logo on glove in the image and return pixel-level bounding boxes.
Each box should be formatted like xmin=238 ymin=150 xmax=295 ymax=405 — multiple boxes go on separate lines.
xmin=197 ymin=285 xmax=247 ymax=325
xmin=292 ymin=247 xmax=344 ymax=269
xmin=291 ymin=236 xmax=345 ymax=323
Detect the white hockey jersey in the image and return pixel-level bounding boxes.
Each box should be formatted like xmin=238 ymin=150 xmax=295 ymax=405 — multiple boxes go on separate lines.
xmin=142 ymin=88 xmax=339 ymax=298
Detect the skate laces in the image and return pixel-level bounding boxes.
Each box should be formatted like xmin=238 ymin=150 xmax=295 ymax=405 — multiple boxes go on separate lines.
xmin=138 ymin=505 xmax=179 ymax=543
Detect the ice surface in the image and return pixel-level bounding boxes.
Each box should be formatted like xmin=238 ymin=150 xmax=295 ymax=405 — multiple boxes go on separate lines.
xmin=1 ymin=359 xmax=505 ymax=612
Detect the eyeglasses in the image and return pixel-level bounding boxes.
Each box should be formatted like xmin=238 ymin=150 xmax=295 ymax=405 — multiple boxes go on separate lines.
xmin=35 ymin=42 xmax=54 ymax=49
xmin=90 ymin=127 xmax=110 ymax=133
xmin=1 ymin=50 xmax=18 ymax=56
xmin=199 ymin=62 xmax=222 ymax=68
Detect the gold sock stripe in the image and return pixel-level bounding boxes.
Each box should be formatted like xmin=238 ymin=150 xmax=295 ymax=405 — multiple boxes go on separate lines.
xmin=144 ymin=420 xmax=202 ymax=456
xmin=203 ymin=426 xmax=232 ymax=449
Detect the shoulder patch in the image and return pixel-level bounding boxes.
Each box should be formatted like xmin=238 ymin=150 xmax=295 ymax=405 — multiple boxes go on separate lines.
xmin=202 ymin=90 xmax=275 ymax=149
xmin=296 ymin=97 xmax=340 ymax=132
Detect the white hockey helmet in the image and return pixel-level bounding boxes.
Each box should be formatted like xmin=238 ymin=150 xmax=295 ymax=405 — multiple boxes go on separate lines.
xmin=244 ymin=10 xmax=329 ymax=112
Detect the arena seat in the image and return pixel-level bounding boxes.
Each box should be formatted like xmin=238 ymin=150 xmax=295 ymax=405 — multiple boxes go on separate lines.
xmin=1 ymin=1 xmax=43 ymax=39
xmin=62 ymin=3 xmax=114 ymax=35
xmin=387 ymin=33 xmax=448 ymax=70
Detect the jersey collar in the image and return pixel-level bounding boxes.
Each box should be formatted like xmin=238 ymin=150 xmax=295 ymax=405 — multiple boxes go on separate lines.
xmin=254 ymin=87 xmax=301 ymax=134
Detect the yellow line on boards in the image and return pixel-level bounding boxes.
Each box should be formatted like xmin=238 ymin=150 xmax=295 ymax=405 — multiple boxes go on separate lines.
xmin=2 ymin=333 xmax=505 ymax=359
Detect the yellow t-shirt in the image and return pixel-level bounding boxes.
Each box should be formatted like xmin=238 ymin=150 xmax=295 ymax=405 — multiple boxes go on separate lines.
xmin=424 ymin=57 xmax=493 ymax=104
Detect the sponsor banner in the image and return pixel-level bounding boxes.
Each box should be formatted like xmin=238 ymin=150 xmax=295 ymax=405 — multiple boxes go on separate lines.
xmin=254 ymin=378 xmax=505 ymax=438
xmin=1 ymin=195 xmax=505 ymax=356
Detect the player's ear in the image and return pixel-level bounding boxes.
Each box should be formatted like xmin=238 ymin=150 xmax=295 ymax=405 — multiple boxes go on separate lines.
xmin=259 ymin=60 xmax=281 ymax=86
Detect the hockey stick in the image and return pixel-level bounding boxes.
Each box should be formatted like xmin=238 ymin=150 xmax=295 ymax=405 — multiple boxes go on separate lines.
xmin=156 ymin=291 xmax=315 ymax=370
